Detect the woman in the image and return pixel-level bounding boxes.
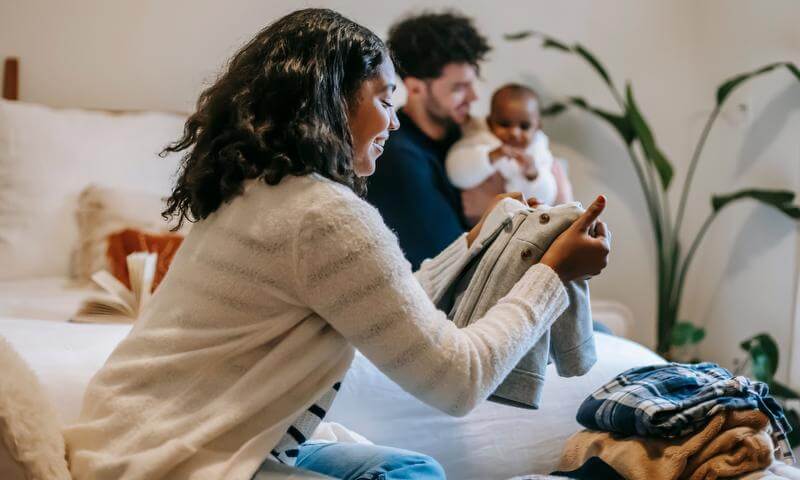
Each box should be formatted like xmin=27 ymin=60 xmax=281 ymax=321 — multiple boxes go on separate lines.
xmin=64 ymin=9 xmax=610 ymax=480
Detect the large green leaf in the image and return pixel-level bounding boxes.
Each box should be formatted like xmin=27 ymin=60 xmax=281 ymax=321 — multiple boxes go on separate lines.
xmin=788 ymin=63 xmax=800 ymax=81
xmin=575 ymin=44 xmax=613 ymax=88
xmin=711 ymin=189 xmax=800 ymax=218
xmin=625 ymin=84 xmax=674 ymax=189
xmin=770 ymin=380 xmax=800 ymax=400
xmin=691 ymin=326 xmax=705 ymax=344
xmin=504 ymin=30 xmax=536 ymax=41
xmin=716 ymin=62 xmax=800 ymax=107
xmin=670 ymin=321 xmax=705 ymax=347
xmin=740 ymin=333 xmax=780 ymax=382
xmin=504 ymin=31 xmax=614 ymax=88
xmin=670 ymin=322 xmax=693 ymax=347
xmin=541 ymin=102 xmax=567 ymax=117
xmin=785 ymin=409 xmax=800 ymax=448
xmin=542 ymin=37 xmax=571 ymax=52
xmin=504 ymin=30 xmax=570 ymax=51
xmin=569 ymin=97 xmax=635 ymax=144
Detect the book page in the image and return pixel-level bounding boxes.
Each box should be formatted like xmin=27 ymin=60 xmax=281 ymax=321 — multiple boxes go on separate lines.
xmin=91 ymin=270 xmax=136 ymax=309
xmin=73 ymin=292 xmax=135 ymax=322
xmin=127 ymin=252 xmax=157 ymax=314
xmin=71 ymin=252 xmax=159 ymax=324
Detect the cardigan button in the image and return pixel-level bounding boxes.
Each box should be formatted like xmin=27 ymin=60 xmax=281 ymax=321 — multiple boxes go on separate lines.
xmin=521 ymin=248 xmax=534 ymax=261
xmin=539 ymin=213 xmax=550 ymax=224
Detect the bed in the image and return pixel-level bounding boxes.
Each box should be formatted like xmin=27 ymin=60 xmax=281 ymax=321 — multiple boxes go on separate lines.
xmin=0 ymin=57 xmax=664 ymax=479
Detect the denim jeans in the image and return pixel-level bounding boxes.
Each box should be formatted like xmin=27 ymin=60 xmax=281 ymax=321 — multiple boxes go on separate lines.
xmin=593 ymin=320 xmax=613 ymax=335
xmin=256 ymin=441 xmax=446 ymax=480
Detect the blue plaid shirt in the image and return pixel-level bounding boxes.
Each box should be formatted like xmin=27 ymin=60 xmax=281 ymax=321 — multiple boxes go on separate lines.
xmin=577 ymin=362 xmax=794 ymax=463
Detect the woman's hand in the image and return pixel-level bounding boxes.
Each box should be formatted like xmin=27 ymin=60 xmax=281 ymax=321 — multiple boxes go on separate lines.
xmin=540 ymin=195 xmax=611 ymax=282
xmin=466 ymin=192 xmax=537 ymax=247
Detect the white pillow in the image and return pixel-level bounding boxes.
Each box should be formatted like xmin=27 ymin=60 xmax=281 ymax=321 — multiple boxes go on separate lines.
xmin=0 ymin=99 xmax=185 ymax=280
xmin=71 ymin=184 xmax=187 ymax=284
xmin=326 ymin=334 xmax=665 ymax=480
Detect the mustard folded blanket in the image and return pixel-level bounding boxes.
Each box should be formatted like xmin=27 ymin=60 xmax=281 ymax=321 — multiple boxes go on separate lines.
xmin=559 ymin=409 xmax=774 ymax=480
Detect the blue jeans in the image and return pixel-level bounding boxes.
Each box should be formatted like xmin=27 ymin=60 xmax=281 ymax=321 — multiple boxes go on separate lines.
xmin=593 ymin=320 xmax=613 ymax=335
xmin=290 ymin=441 xmax=446 ymax=480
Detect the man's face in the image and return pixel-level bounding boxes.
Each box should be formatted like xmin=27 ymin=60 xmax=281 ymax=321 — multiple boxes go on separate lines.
xmin=421 ymin=62 xmax=479 ymax=126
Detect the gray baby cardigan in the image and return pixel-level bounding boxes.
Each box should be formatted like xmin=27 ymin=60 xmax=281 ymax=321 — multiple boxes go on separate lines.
xmin=436 ymin=202 xmax=596 ymax=408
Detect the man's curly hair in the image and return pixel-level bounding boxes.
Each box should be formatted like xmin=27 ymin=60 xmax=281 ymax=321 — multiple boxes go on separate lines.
xmin=387 ymin=11 xmax=491 ymax=79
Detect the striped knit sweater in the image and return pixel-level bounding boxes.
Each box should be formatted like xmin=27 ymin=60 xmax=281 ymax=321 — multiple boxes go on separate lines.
xmin=63 ymin=173 xmax=568 ymax=480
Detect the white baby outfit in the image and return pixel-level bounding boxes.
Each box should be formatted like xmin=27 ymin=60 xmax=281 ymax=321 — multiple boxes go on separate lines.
xmin=446 ymin=117 xmax=559 ymax=205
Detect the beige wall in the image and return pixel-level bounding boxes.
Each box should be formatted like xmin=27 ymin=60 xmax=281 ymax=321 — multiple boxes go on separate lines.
xmin=2 ymin=0 xmax=799 ymax=377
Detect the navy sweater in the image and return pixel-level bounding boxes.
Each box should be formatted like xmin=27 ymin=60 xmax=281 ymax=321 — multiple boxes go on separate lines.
xmin=367 ymin=109 xmax=468 ymax=270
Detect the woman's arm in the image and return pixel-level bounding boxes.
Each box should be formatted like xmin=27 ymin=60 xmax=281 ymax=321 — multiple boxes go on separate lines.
xmin=294 ymin=191 xmax=568 ymax=417
xmin=414 ymin=195 xmax=531 ymax=302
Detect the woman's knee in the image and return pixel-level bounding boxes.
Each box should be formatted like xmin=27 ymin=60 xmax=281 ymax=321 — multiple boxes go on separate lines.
xmin=374 ymin=450 xmax=446 ymax=479
xmin=295 ymin=441 xmax=446 ymax=480
xmin=407 ymin=453 xmax=446 ymax=478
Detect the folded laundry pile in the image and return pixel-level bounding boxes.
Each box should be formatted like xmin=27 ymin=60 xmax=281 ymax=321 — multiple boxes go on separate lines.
xmin=554 ymin=362 xmax=794 ymax=480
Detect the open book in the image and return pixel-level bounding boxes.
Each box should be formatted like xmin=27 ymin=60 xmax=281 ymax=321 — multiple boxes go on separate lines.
xmin=72 ymin=252 xmax=157 ymax=324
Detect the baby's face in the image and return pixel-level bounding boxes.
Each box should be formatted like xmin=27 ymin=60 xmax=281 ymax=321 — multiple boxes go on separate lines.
xmin=487 ymin=96 xmax=540 ymax=149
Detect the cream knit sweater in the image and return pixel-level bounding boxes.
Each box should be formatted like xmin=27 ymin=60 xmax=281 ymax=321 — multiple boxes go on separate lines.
xmin=64 ymin=174 xmax=568 ymax=480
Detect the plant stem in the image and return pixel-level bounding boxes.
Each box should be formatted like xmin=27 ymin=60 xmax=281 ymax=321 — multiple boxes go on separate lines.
xmin=662 ymin=184 xmax=673 ymax=248
xmin=672 ymin=211 xmax=717 ymax=308
xmin=625 ymin=144 xmax=663 ymax=248
xmin=599 ymin=71 xmax=678 ymax=356
xmin=675 ymin=105 xmax=722 ymax=237
xmin=663 ymin=106 xmax=721 ymax=354
xmin=608 ymin=86 xmax=626 ymax=112
xmin=644 ymin=156 xmax=673 ymax=245
xmin=609 ymin=79 xmax=671 ymax=249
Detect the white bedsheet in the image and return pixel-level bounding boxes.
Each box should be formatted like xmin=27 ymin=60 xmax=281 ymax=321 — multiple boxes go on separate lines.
xmin=328 ymin=336 xmax=663 ymax=479
xmin=0 ymin=276 xmax=660 ymax=478
xmin=0 ymin=318 xmax=130 ymax=423
xmin=0 ymin=276 xmax=96 ymax=322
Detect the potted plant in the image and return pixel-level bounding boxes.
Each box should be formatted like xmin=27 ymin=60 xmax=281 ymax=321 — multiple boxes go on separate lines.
xmin=737 ymin=333 xmax=800 ymax=446
xmin=506 ymin=31 xmax=800 ymax=357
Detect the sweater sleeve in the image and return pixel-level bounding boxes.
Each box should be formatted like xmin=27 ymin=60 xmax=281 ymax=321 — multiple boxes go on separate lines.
xmin=412 ymin=232 xmax=468 ymax=302
xmin=294 ymin=189 xmax=568 ymax=416
xmin=413 ymin=196 xmax=532 ymax=302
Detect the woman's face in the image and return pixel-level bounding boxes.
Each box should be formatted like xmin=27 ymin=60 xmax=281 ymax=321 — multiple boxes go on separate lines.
xmin=349 ymin=59 xmax=400 ymax=176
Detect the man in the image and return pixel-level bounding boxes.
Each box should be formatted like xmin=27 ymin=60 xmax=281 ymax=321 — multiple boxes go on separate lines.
xmin=367 ymin=11 xmax=494 ymax=270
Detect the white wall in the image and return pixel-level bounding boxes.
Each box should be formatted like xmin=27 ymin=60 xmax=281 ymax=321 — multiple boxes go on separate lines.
xmin=2 ymin=0 xmax=799 ymax=375
xmin=678 ymin=2 xmax=800 ymax=380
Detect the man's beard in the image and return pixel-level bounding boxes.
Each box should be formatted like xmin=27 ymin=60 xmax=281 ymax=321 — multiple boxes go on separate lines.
xmin=424 ymin=85 xmax=460 ymax=129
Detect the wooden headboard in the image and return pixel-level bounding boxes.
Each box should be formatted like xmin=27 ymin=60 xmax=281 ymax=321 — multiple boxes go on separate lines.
xmin=3 ymin=57 xmax=19 ymax=101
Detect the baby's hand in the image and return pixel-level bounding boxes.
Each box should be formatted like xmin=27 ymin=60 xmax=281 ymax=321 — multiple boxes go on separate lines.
xmin=489 ymin=145 xmax=537 ymax=179
xmin=488 ymin=144 xmax=518 ymax=164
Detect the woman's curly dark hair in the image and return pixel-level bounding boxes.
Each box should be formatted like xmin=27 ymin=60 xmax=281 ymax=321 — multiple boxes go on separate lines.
xmin=387 ymin=11 xmax=490 ymax=79
xmin=162 ymin=8 xmax=388 ymax=228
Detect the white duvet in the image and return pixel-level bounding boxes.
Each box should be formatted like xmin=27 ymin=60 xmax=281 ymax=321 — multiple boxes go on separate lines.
xmin=0 ymin=277 xmax=664 ymax=479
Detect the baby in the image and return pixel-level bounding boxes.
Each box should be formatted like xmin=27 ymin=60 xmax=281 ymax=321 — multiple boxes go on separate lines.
xmin=446 ymin=84 xmax=572 ymax=208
